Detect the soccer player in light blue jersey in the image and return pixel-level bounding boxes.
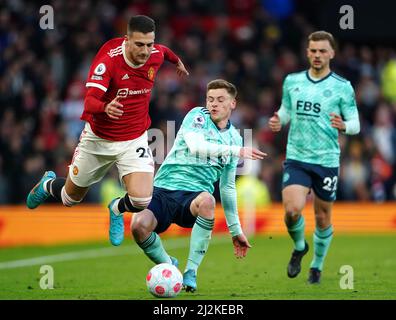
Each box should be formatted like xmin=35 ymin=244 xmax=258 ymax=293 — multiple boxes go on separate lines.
xmin=124 ymin=79 xmax=265 ymax=292
xmin=269 ymin=31 xmax=360 ymax=284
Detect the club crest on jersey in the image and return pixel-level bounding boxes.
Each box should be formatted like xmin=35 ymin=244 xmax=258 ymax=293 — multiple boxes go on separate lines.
xmin=148 ymin=67 xmax=155 ymax=80
xmin=73 ymin=165 xmax=79 ymax=176
xmin=94 ymin=63 xmax=106 ymax=75
xmin=323 ymin=89 xmax=332 ymax=97
xmin=192 ymin=115 xmax=205 ymax=128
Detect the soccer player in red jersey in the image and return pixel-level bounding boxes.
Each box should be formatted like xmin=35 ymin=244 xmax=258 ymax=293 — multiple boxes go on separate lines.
xmin=26 ymin=15 xmax=189 ymax=246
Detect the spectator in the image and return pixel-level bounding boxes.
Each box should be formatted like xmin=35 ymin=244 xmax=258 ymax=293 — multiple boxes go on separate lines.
xmin=0 ymin=0 xmax=395 ymax=203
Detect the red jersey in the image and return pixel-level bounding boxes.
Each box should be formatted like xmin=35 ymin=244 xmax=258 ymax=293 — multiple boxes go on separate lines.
xmin=81 ymin=37 xmax=179 ymax=141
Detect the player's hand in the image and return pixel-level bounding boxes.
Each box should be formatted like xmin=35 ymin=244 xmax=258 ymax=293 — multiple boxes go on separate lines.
xmin=330 ymin=113 xmax=346 ymax=131
xmin=175 ymin=59 xmax=189 ymax=77
xmin=105 ymin=96 xmax=124 ymax=120
xmin=239 ymin=147 xmax=267 ymax=160
xmin=269 ymin=112 xmax=281 ymax=132
xmin=232 ymin=234 xmax=252 ymax=259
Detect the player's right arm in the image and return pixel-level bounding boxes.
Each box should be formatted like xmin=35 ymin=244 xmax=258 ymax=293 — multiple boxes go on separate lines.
xmin=219 ymin=158 xmax=252 ymax=258
xmin=182 ymin=109 xmax=266 ymax=159
xmin=84 ymin=88 xmax=123 ymax=119
xmin=83 ymin=45 xmax=123 ymax=119
xmin=269 ymin=75 xmax=292 ymax=132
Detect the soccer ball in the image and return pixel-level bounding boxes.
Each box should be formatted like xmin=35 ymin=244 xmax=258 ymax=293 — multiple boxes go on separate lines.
xmin=146 ymin=263 xmax=183 ymax=298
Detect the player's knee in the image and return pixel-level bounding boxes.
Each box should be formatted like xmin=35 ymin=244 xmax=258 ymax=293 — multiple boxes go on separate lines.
xmin=285 ymin=209 xmax=301 ymax=218
xmin=314 ymin=211 xmax=331 ymax=228
xmin=131 ymin=213 xmax=144 ymax=234
xmin=128 ymin=195 xmax=152 ymax=211
xmin=131 ymin=211 xmax=154 ymax=236
xmin=284 ymin=201 xmax=304 ymax=217
xmin=285 ymin=213 xmax=302 ymax=227
xmin=315 ymin=205 xmax=331 ymax=216
xmin=314 ymin=210 xmax=326 ymax=220
xmin=284 ymin=208 xmax=302 ymax=226
xmin=61 ymin=187 xmax=82 ymax=207
xmin=285 ymin=202 xmax=303 ymax=225
xmin=198 ymin=193 xmax=216 ymax=219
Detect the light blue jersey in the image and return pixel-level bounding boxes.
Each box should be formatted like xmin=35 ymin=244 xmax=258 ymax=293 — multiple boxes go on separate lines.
xmin=154 ymin=107 xmax=242 ymax=193
xmin=154 ymin=106 xmax=243 ymax=236
xmin=278 ymin=70 xmax=360 ymax=167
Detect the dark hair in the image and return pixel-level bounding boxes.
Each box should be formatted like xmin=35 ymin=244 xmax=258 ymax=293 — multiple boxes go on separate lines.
xmin=308 ymin=31 xmax=336 ymax=50
xmin=127 ymin=15 xmax=155 ymax=34
xmin=207 ymin=79 xmax=237 ymax=98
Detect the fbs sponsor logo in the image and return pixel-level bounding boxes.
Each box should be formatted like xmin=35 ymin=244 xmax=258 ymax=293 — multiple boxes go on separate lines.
xmin=296 ymin=100 xmax=321 ymax=113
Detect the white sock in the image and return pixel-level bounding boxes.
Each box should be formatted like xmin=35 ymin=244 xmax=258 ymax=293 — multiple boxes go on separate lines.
xmin=61 ymin=187 xmax=81 ymax=207
xmin=111 ymin=198 xmax=121 ymax=215
xmin=43 ymin=179 xmax=53 ymax=193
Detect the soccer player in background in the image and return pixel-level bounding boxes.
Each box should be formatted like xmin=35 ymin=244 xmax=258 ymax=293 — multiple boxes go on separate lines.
xmin=126 ymin=79 xmax=266 ymax=292
xmin=269 ymin=31 xmax=360 ymax=284
xmin=26 ymin=15 xmax=189 ymax=247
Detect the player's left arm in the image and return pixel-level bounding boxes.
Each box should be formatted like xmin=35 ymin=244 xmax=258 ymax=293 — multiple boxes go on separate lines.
xmin=330 ymin=82 xmax=360 ymax=135
xmin=219 ymin=161 xmax=252 ymax=259
xmin=158 ymin=45 xmax=189 ymax=76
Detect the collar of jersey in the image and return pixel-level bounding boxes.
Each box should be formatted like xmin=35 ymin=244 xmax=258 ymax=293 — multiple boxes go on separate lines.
xmin=212 ymin=118 xmax=231 ymax=132
xmin=122 ymin=40 xmax=148 ymax=69
xmin=305 ymin=70 xmax=333 ymax=84
xmin=200 ymin=106 xmax=232 ymax=132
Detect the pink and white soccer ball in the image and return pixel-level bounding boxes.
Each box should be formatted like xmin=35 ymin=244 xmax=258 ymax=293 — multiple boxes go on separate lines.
xmin=146 ymin=263 xmax=183 ymax=298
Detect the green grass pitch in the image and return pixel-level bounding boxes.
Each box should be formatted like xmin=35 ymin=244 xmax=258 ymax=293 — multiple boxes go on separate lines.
xmin=0 ymin=234 xmax=395 ymax=300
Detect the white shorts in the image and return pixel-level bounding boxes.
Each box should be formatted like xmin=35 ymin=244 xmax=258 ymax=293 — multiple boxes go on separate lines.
xmin=69 ymin=123 xmax=154 ymax=188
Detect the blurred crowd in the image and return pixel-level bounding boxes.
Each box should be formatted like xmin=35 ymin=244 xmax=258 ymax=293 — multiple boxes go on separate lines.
xmin=1 ymin=0 xmax=395 ymax=204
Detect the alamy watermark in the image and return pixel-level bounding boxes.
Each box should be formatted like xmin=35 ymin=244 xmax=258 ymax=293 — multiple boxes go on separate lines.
xmin=39 ymin=265 xmax=54 ymax=289
xmin=339 ymin=5 xmax=354 ymax=30
xmin=148 ymin=121 xmax=255 ymax=175
xmin=39 ymin=5 xmax=54 ymax=30
xmin=339 ymin=265 xmax=354 ymax=289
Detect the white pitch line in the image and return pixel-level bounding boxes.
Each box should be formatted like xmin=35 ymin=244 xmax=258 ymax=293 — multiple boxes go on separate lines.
xmin=0 ymin=236 xmax=228 ymax=270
